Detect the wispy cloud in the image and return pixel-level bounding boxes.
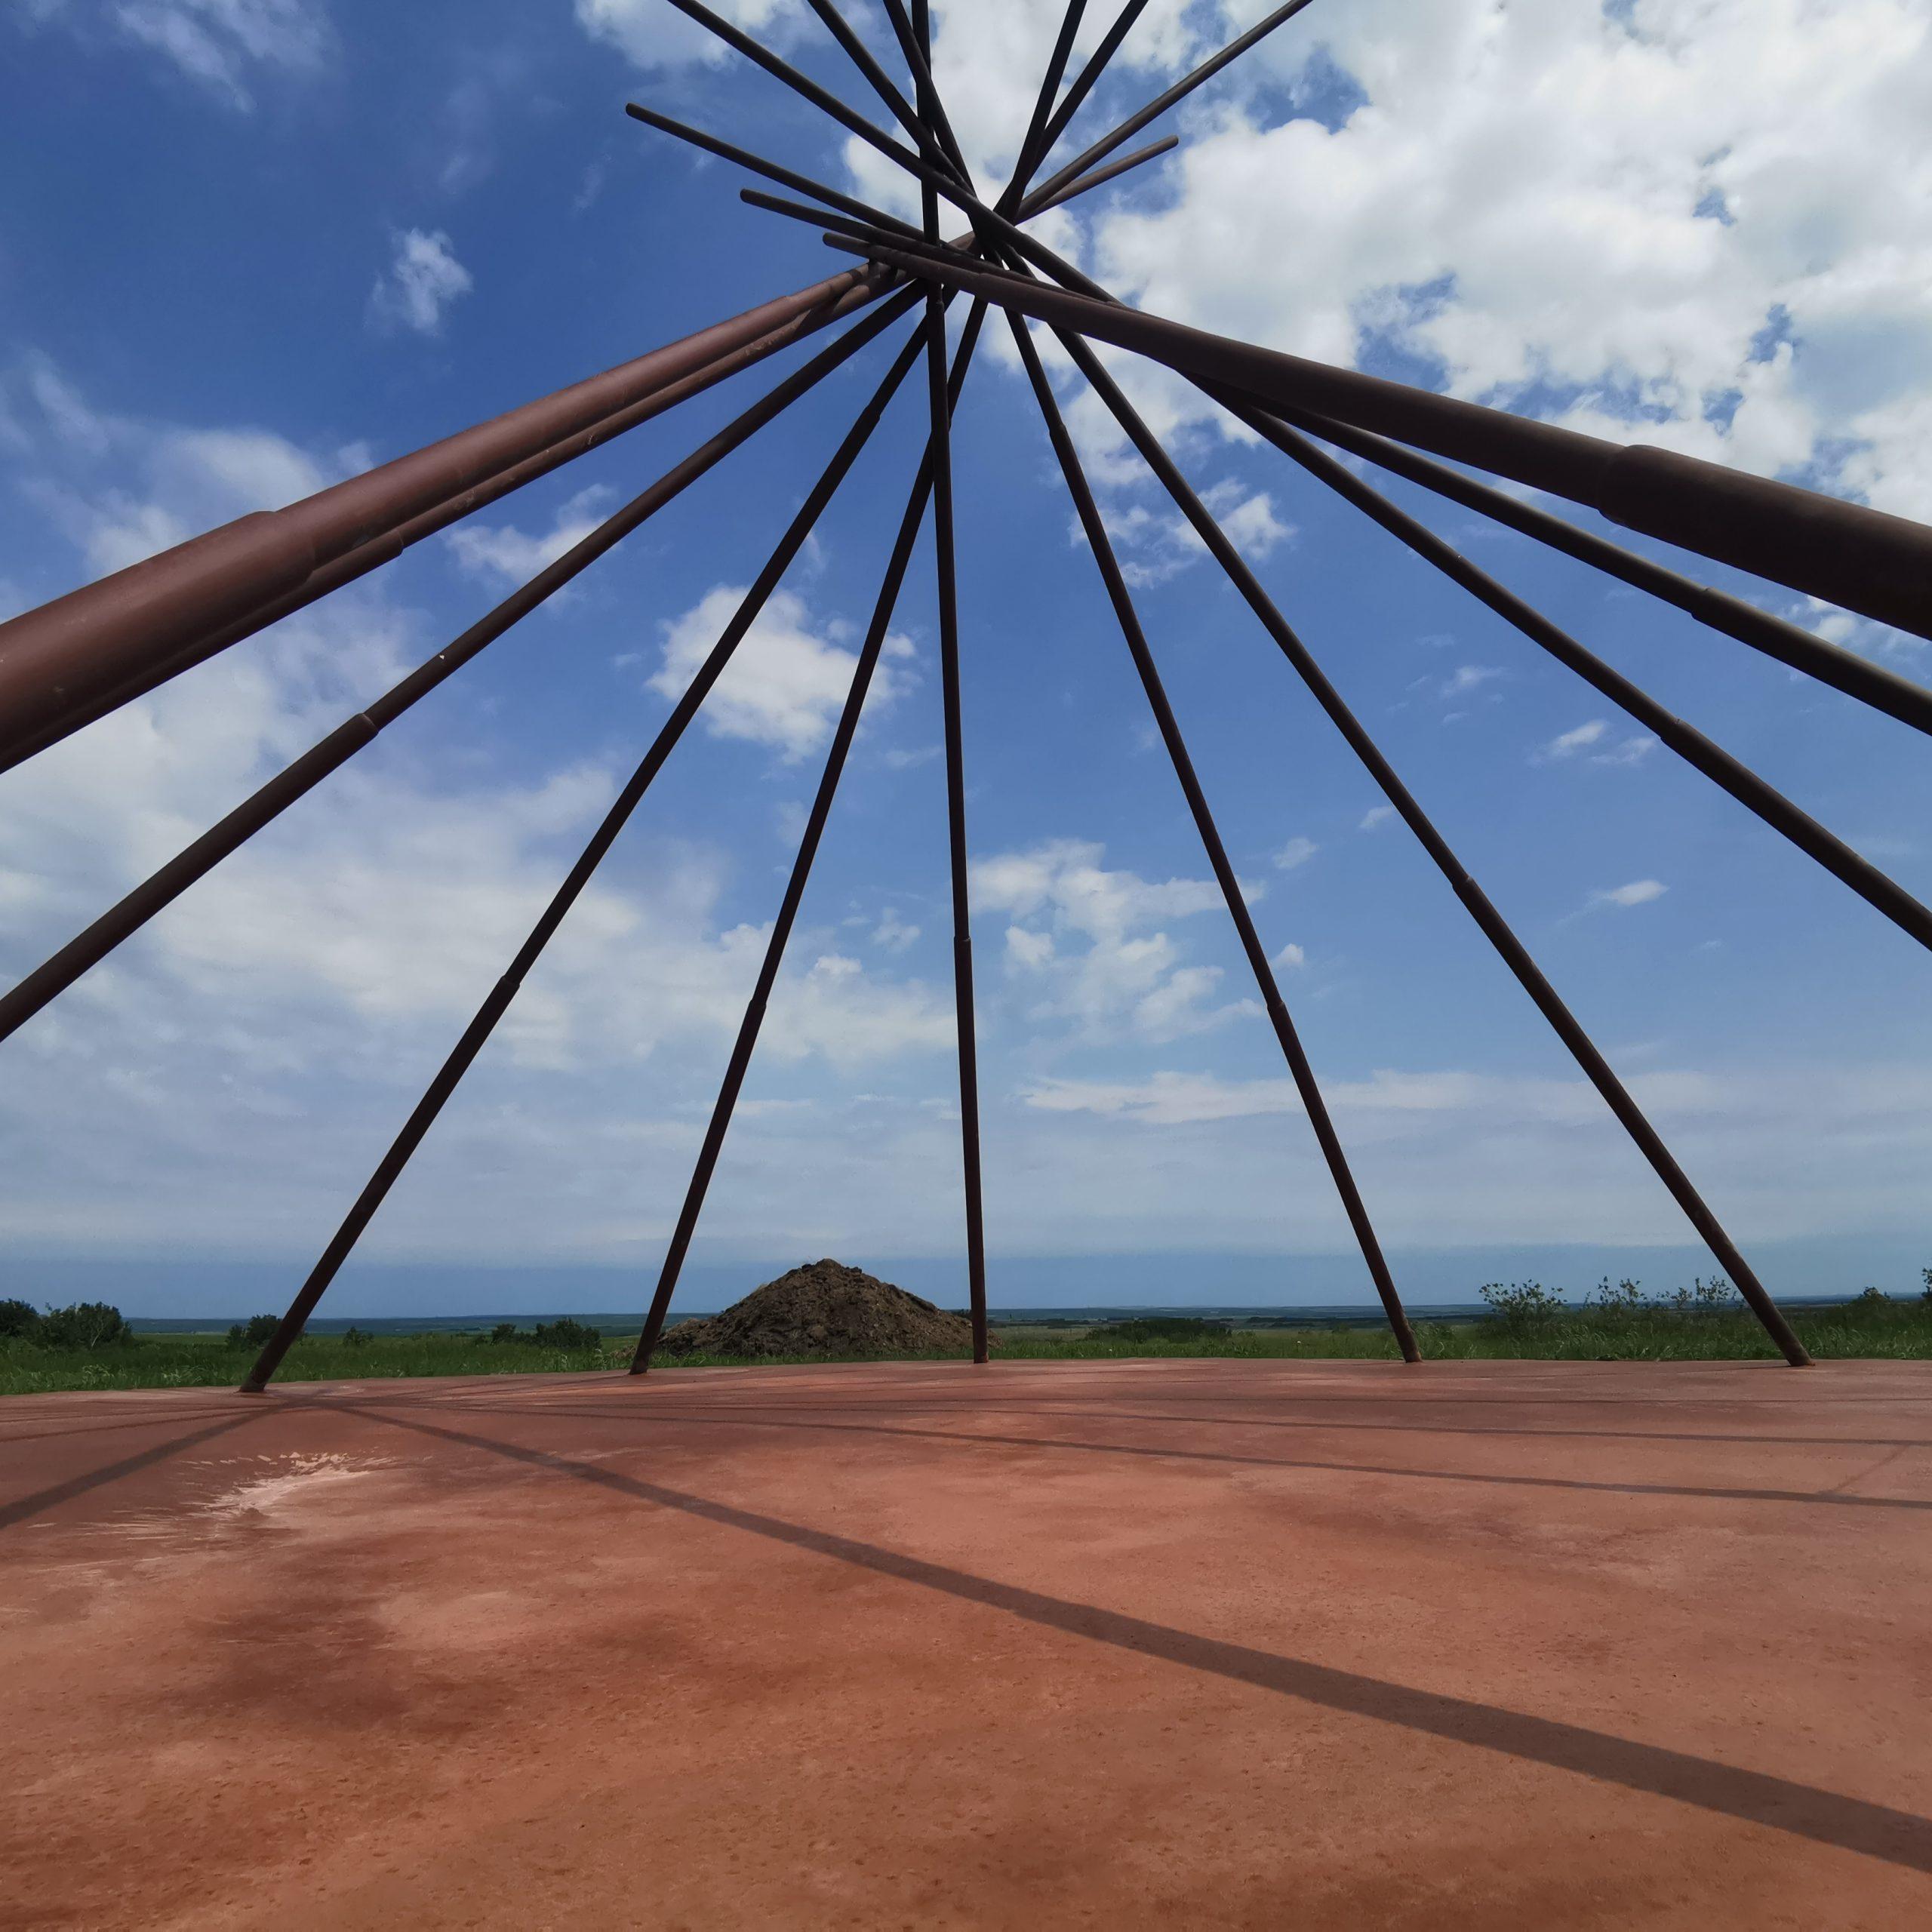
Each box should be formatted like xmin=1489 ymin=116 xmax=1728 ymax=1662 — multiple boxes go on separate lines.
xmin=368 ymin=228 xmax=472 ymax=337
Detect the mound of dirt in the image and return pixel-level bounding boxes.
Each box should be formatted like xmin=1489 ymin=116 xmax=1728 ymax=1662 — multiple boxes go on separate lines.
xmin=659 ymin=1259 xmax=974 ymax=1361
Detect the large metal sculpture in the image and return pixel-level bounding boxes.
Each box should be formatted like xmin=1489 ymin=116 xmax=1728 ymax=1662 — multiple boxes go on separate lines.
xmin=3 ymin=0 xmax=1927 ymax=1389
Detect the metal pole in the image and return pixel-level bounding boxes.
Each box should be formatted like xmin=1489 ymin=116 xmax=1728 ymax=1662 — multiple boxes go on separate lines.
xmin=940 ymin=220 xmax=1932 ymax=943
xmin=881 ymin=0 xmax=977 ymax=189
xmin=854 ymin=220 xmax=1932 ymax=780
xmin=0 ymin=275 xmax=911 ymax=778
xmin=1004 ymin=313 xmax=1420 ymax=1362
xmin=239 ymin=316 xmax=938 ymax=1394
xmin=800 ymin=0 xmax=940 ymax=165
xmin=848 ymin=243 xmax=1932 ymax=643
xmin=994 ymin=0 xmax=1088 ymax=216
xmin=1241 ymin=401 xmax=1932 ymax=741
xmin=1024 ymin=0 xmax=1322 ymax=210
xmin=1015 ymin=0 xmax=1152 ymax=200
xmin=1204 ymin=389 xmax=1932 ymax=954
xmin=913 ymin=0 xmax=989 ymax=1365
xmin=0 ymin=289 xmax=923 ymax=1050
xmin=0 ymin=263 xmax=894 ymax=768
xmin=1052 ymin=324 xmax=1813 ymax=1368
xmin=629 ymin=299 xmax=992 ymax=1374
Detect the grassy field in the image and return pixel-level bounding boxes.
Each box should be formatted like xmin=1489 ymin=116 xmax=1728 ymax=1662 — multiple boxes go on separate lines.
xmin=4 ymin=1285 xmax=1931 ymax=1395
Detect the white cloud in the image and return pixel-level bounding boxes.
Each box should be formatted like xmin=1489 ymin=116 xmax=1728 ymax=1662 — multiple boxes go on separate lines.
xmin=1078 ymin=0 xmax=1932 ymax=536
xmin=1533 ymin=718 xmax=1660 ymax=767
xmin=1359 ymin=804 xmax=1395 ymax=831
xmin=973 ymin=836 xmax=1257 ymax=1042
xmin=651 ymin=585 xmax=914 ymax=763
xmin=1590 ymin=878 xmax=1669 ymax=910
xmin=35 ymin=0 xmax=333 ymax=109
xmin=1272 ymin=835 xmax=1318 ymax=871
xmin=3 ymin=351 xmax=368 ymax=586
xmin=1272 ymin=941 xmax=1306 ymax=971
xmin=1537 ymin=719 xmax=1611 ymax=760
xmin=1440 ymin=663 xmax=1503 ymax=700
xmin=368 ymin=229 xmax=473 ymax=338
xmin=445 ymin=486 xmax=612 ymax=588
xmin=574 ymin=0 xmax=800 ymax=71
xmin=872 ymin=909 xmax=919 ymax=954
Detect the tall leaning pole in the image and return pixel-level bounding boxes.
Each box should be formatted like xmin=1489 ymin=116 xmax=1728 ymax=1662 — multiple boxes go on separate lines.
xmin=2 ymin=0 xmax=1926 ymax=1383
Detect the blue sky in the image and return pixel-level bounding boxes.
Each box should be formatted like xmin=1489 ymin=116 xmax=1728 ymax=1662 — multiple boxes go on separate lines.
xmin=2 ymin=0 xmax=1929 ymax=1318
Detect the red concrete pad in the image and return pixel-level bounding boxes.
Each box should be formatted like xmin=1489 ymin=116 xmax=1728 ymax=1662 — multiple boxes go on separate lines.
xmin=2 ymin=1358 xmax=1929 ymax=1928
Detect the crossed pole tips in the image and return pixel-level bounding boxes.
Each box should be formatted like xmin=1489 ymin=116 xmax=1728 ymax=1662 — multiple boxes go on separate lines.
xmin=6 ymin=4 xmax=1930 ymax=1384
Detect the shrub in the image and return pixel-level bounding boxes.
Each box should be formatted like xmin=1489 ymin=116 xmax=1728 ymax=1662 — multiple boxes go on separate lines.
xmin=1666 ymin=1275 xmax=1740 ymax=1316
xmin=529 ymin=1317 xmax=601 ymax=1351
xmin=489 ymin=1322 xmax=519 ymax=1344
xmin=38 ymin=1302 xmax=134 ymax=1349
xmin=1108 ymin=1317 xmax=1230 ymax=1343
xmin=0 ymin=1298 xmax=42 ymax=1340
xmin=242 ymin=1313 xmax=280 ymax=1346
xmin=1478 ymin=1281 xmax=1568 ymax=1332
xmin=343 ymin=1326 xmax=371 ymax=1347
xmin=1587 ymin=1277 xmax=1647 ymax=1318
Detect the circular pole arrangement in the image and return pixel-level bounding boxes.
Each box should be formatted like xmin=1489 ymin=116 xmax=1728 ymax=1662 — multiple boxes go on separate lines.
xmin=5 ymin=0 xmax=1928 ymax=1384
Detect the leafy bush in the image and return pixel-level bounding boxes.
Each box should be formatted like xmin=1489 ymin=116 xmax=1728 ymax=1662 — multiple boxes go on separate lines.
xmin=529 ymin=1317 xmax=602 ymax=1351
xmin=38 ymin=1302 xmax=134 ymax=1349
xmin=1108 ymin=1316 xmax=1231 ymax=1343
xmin=489 ymin=1322 xmax=519 ymax=1344
xmin=1478 ymin=1281 xmax=1568 ymax=1332
xmin=343 ymin=1326 xmax=371 ymax=1347
xmin=0 ymin=1297 xmax=42 ymax=1340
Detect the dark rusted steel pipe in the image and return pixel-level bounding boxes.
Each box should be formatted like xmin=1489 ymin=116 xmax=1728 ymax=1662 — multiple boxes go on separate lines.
xmin=913 ymin=0 xmax=989 ymax=1367
xmin=0 ymin=291 xmax=921 ymax=1051
xmin=0 ymin=273 xmax=903 ymax=777
xmin=1207 ymin=387 xmax=1932 ymax=954
xmin=1244 ymin=399 xmax=1932 ymax=741
xmin=852 ymin=221 xmax=1932 ymax=737
xmin=0 ymin=263 xmax=896 ymax=769
xmin=1007 ymin=309 xmax=1421 ymax=1364
xmin=1024 ymin=0 xmax=1322 ymax=211
xmin=1018 ymin=0 xmax=1152 ymax=198
xmin=995 ymin=0 xmax=1088 ymax=217
xmin=241 ymin=315 xmax=938 ymax=1395
xmin=630 ymin=300 xmax=992 ymax=1375
xmin=853 ymin=242 xmax=1932 ymax=643
xmin=1054 ymin=324 xmax=1813 ymax=1368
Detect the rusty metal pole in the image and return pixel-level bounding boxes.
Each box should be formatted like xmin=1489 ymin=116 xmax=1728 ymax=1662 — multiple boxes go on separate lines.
xmin=848 ymin=243 xmax=1932 ymax=643
xmin=0 ymin=264 xmax=898 ymax=768
xmin=0 ymin=289 xmax=924 ymax=1050
xmin=1199 ymin=386 xmax=1932 ymax=953
xmin=1051 ymin=323 xmax=1812 ymax=1367
xmin=1015 ymin=0 xmax=1152 ymax=198
xmin=1023 ymin=0 xmax=1323 ymax=210
xmin=1005 ymin=312 xmax=1421 ymax=1363
xmin=995 ymin=0 xmax=1088 ymax=216
xmin=1228 ymin=400 xmax=1932 ymax=742
xmin=912 ymin=0 xmax=990 ymax=1364
xmin=240 ymin=315 xmax=939 ymax=1394
xmin=629 ymin=300 xmax=992 ymax=1375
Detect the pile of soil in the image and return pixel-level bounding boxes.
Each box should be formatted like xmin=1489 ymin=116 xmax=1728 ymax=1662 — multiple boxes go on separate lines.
xmin=659 ymin=1259 xmax=974 ymax=1360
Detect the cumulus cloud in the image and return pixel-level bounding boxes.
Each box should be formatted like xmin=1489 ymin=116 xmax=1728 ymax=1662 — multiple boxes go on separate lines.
xmin=650 ymin=585 xmax=915 ymax=763
xmin=1272 ymin=835 xmax=1318 ymax=871
xmin=445 ymin=485 xmax=612 ymax=588
xmin=973 ymin=836 xmax=1259 ymax=1042
xmin=368 ymin=229 xmax=472 ymax=337
xmin=1589 ymin=878 xmax=1669 ymax=910
xmin=31 ymin=0 xmax=331 ymax=108
xmin=574 ymin=0 xmax=801 ymax=71
xmin=1534 ymin=718 xmax=1660 ymax=767
xmin=1078 ymin=0 xmax=1932 ymax=535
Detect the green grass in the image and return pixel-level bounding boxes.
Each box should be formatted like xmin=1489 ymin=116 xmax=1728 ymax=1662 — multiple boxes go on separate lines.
xmin=5 ymin=1291 xmax=1932 ymax=1396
